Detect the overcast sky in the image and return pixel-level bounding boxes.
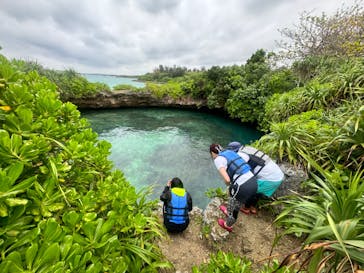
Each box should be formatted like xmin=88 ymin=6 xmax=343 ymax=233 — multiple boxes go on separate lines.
xmin=0 ymin=0 xmax=358 ymax=75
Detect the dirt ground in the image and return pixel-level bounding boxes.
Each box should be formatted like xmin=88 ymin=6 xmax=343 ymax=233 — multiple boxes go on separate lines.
xmin=157 ymin=208 xmax=302 ymax=273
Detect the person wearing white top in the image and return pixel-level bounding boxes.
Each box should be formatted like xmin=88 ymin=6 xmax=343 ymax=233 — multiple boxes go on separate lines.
xmin=227 ymin=142 xmax=284 ymax=198
xmin=210 ymin=143 xmax=258 ymax=232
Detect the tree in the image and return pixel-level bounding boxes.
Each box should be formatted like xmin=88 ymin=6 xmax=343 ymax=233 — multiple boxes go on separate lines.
xmin=244 ymin=49 xmax=270 ymax=85
xmin=278 ymin=3 xmax=364 ymax=59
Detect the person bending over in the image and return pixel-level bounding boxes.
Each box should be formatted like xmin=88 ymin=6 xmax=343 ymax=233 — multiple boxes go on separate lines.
xmin=227 ymin=141 xmax=284 ymax=205
xmin=160 ymin=177 xmax=193 ymax=233
xmin=210 ymin=143 xmax=257 ymax=232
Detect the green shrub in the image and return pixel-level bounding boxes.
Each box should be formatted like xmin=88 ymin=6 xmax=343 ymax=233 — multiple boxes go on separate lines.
xmin=256 ymin=110 xmax=339 ymax=166
xmin=226 ymin=85 xmax=260 ymax=123
xmin=205 ymin=187 xmax=227 ymax=199
xmin=145 ymin=81 xmax=184 ymax=99
xmin=11 ymin=59 xmax=110 ymax=100
xmin=191 ymin=251 xmax=296 ymax=273
xmin=192 ymin=251 xmax=252 ymax=273
xmin=113 ymin=84 xmax=140 ymax=91
xmin=262 ymin=87 xmax=307 ymax=128
xmin=274 ymin=159 xmax=364 ymax=271
xmin=0 ymin=55 xmax=170 ymax=272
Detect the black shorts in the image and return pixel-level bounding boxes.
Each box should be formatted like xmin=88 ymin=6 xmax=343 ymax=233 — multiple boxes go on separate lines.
xmin=229 ymin=176 xmax=257 ymax=204
xmin=164 ymin=218 xmax=190 ymax=233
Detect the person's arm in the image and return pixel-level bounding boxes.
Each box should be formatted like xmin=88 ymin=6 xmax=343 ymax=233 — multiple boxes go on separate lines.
xmin=218 ymin=167 xmax=231 ymax=186
xmin=214 ymin=156 xmax=231 ymax=186
xmin=160 ymin=180 xmax=172 ymax=202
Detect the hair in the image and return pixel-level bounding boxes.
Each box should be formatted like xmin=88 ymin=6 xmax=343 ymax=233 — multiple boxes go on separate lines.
xmin=170 ymin=177 xmax=184 ymax=188
xmin=209 ymin=143 xmax=223 ymax=154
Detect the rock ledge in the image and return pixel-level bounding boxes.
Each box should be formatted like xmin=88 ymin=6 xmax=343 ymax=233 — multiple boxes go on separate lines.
xmin=68 ymin=90 xmax=208 ymax=109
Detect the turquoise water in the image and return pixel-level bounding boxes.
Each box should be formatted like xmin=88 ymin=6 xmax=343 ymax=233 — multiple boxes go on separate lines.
xmin=83 ymin=74 xmax=145 ymax=88
xmin=82 ymin=108 xmax=262 ymax=208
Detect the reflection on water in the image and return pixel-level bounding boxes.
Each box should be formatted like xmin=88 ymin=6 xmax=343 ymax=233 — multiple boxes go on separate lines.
xmin=82 ymin=108 xmax=261 ymax=208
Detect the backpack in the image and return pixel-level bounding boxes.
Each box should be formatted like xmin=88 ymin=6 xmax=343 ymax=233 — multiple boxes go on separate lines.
xmin=239 ymin=146 xmax=269 ymax=176
xmin=248 ymin=154 xmax=266 ymax=170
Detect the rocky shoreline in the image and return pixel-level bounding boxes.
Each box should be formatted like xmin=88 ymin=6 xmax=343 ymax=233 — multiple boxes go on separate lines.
xmin=68 ymin=89 xmax=208 ymax=109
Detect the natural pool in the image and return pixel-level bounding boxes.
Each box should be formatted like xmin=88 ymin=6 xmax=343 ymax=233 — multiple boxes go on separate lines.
xmin=82 ymin=108 xmax=262 ymax=208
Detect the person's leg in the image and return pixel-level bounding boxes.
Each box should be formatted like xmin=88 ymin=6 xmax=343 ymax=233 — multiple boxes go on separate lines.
xmin=226 ymin=196 xmax=241 ymax=227
xmin=218 ymin=179 xmax=257 ymax=231
xmin=245 ymin=194 xmax=259 ymax=214
xmin=237 ymin=177 xmax=258 ymax=213
xmin=217 ymin=184 xmax=241 ymax=231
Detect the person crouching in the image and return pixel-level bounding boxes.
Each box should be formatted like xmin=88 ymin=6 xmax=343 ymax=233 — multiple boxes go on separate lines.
xmin=160 ymin=177 xmax=193 ymax=233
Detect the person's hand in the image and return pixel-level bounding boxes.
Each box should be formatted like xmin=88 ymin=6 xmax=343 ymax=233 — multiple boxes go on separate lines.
xmin=167 ymin=180 xmax=172 ymax=187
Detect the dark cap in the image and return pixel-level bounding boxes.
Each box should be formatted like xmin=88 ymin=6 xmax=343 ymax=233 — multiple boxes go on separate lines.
xmin=227 ymin=141 xmax=242 ymax=152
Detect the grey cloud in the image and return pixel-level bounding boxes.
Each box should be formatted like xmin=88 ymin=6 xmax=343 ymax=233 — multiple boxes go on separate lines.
xmin=49 ymin=2 xmax=99 ymax=32
xmin=0 ymin=0 xmax=51 ymax=22
xmin=135 ymin=0 xmax=181 ymax=14
xmin=243 ymin=0 xmax=292 ymax=15
xmin=0 ymin=0 xmax=358 ymax=75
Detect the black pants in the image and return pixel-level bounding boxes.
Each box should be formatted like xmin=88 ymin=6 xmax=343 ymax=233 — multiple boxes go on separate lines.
xmin=227 ymin=176 xmax=257 ymax=226
xmin=245 ymin=193 xmax=268 ymax=208
xmin=164 ymin=218 xmax=190 ymax=233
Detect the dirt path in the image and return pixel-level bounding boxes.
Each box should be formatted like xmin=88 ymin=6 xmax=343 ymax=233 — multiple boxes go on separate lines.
xmin=157 ymin=208 xmax=302 ymax=273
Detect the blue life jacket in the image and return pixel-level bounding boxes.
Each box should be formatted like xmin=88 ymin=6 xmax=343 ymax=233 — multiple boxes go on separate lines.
xmin=219 ymin=150 xmax=250 ymax=181
xmin=165 ymin=188 xmax=188 ymax=224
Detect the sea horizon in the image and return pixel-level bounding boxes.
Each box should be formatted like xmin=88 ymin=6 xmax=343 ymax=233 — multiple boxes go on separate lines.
xmin=82 ymin=73 xmax=145 ymax=88
xmin=82 ymin=72 xmax=141 ymax=78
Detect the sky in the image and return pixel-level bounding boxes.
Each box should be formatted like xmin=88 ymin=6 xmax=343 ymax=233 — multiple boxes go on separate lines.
xmin=0 ymin=0 xmax=358 ymax=75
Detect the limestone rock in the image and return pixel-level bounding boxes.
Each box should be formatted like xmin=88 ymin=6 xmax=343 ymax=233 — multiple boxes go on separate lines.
xmin=68 ymin=90 xmax=207 ymax=109
xmin=276 ymin=162 xmax=308 ymax=197
xmin=203 ymin=197 xmax=230 ymax=242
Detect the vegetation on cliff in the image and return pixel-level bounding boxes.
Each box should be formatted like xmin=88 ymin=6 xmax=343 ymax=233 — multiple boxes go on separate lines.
xmin=11 ymin=60 xmax=110 ymax=101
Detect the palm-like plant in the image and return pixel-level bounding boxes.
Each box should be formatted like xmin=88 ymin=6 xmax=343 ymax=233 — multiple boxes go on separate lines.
xmin=325 ymin=59 xmax=364 ymax=101
xmin=256 ymin=121 xmax=316 ymax=165
xmin=302 ymin=81 xmax=335 ymax=109
xmin=274 ymin=156 xmax=364 ymax=272
xmin=333 ymin=103 xmax=364 ymax=168
xmin=192 ymin=250 xmax=253 ymax=273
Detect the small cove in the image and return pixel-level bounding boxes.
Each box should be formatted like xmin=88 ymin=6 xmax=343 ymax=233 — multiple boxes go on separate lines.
xmin=82 ymin=73 xmax=145 ymax=88
xmin=82 ymin=108 xmax=262 ymax=208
